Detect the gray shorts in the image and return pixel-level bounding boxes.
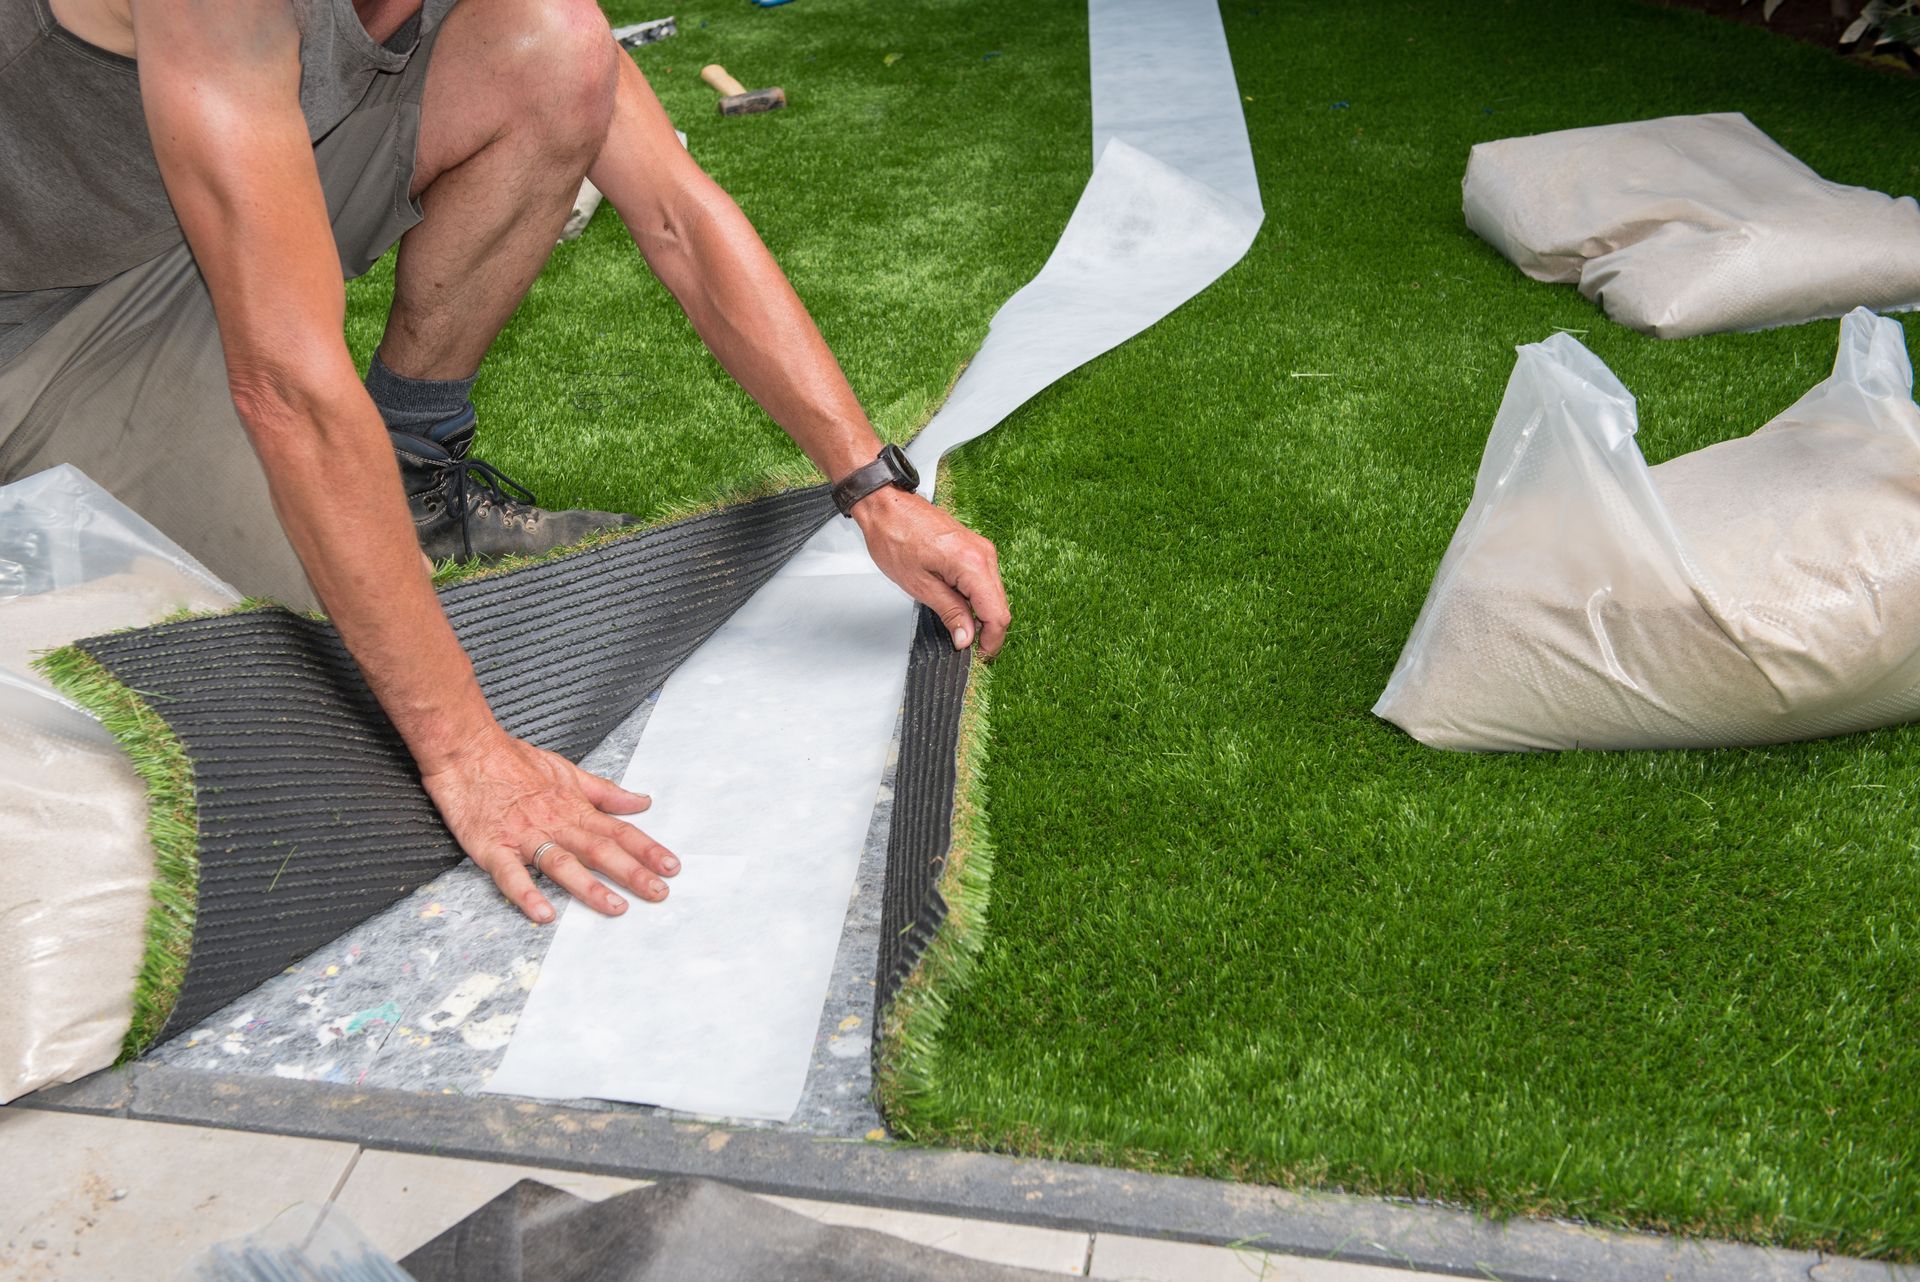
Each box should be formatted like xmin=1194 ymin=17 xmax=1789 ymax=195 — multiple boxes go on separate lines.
xmin=0 ymin=26 xmax=441 ymax=610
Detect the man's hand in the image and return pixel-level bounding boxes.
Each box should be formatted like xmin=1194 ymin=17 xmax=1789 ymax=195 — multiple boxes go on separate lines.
xmin=851 ymin=487 xmax=1010 ymax=656
xmin=421 ymin=728 xmax=680 ymax=925
xmin=589 ymin=59 xmax=1011 ymax=657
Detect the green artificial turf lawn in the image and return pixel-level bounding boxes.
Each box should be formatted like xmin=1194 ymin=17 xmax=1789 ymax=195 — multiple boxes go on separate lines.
xmin=346 ymin=0 xmax=1919 ymax=1258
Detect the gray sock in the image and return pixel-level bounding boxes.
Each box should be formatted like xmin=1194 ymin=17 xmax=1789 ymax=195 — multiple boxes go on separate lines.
xmin=365 ymin=352 xmax=478 ymax=439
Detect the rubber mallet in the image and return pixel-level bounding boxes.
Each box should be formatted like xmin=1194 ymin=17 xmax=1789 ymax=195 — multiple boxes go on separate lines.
xmin=701 ymin=64 xmax=786 ymax=116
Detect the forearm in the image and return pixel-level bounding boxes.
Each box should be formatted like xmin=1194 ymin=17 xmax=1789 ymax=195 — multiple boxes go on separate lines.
xmin=588 ymin=55 xmax=1008 ymax=654
xmin=132 ymin=0 xmax=505 ymax=775
xmin=591 ymin=59 xmax=881 ymax=482
xmin=234 ymin=359 xmax=500 ymax=771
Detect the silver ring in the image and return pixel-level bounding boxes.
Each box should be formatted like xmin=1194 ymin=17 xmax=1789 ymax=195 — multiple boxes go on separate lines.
xmin=529 ymin=841 xmax=559 ymax=876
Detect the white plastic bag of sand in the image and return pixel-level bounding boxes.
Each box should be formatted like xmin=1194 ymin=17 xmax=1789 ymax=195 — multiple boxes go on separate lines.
xmin=1375 ymin=308 xmax=1920 ymax=752
xmin=0 ymin=465 xmax=237 ymax=1100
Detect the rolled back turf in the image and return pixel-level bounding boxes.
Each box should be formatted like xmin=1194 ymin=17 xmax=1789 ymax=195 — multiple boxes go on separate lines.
xmin=43 ymin=490 xmax=832 ymax=1055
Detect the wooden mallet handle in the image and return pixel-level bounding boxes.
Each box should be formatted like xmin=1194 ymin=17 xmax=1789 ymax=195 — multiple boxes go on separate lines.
xmin=701 ymin=65 xmax=748 ymax=97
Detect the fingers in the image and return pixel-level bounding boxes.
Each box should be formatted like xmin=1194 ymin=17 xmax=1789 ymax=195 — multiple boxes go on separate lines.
xmin=500 ymin=778 xmax=675 ymax=922
xmin=588 ymin=811 xmax=679 ymax=879
xmin=953 ymin=544 xmax=1011 ymax=657
xmin=490 ymin=822 xmax=676 ymax=924
xmin=430 ymin=736 xmax=677 ymax=924
xmin=920 ymin=537 xmax=1010 ymax=656
xmin=574 ymin=765 xmax=653 ymax=816
xmin=571 ymin=765 xmax=678 ymax=879
xmin=859 ymin=496 xmax=1011 ymax=656
xmin=486 ymin=847 xmax=555 ymax=925
xmin=562 ymin=822 xmax=672 ymax=902
xmin=918 ymin=578 xmax=980 ymax=652
xmin=528 ymin=835 xmax=630 ymax=917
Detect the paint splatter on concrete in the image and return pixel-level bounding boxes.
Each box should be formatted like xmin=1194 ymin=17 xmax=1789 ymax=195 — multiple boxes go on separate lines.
xmin=422 ymin=974 xmax=502 ymax=1031
xmin=460 ymin=1013 xmax=519 ymax=1050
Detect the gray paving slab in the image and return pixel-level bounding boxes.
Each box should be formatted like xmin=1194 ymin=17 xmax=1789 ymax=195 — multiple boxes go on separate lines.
xmin=329 ymin=1149 xmax=645 ymax=1260
xmin=1089 ymin=1233 xmax=1452 ymax=1281
xmin=24 ymin=1063 xmax=1909 ymax=1282
xmin=328 ymin=1149 xmax=1090 ymax=1273
xmin=0 ymin=1108 xmax=360 ymax=1282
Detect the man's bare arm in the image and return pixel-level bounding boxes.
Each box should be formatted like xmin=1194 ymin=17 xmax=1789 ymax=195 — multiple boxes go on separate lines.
xmin=588 ymin=55 xmax=1012 ymax=654
xmin=130 ymin=0 xmax=674 ymax=921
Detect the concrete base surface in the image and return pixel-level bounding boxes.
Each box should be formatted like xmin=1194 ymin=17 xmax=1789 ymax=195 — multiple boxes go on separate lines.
xmin=1 ymin=1107 xmax=1466 ymax=1281
xmin=18 ymin=1064 xmax=1912 ymax=1282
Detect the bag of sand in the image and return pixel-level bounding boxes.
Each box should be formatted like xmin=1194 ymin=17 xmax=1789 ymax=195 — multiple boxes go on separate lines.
xmin=1463 ymin=113 xmax=1920 ymax=339
xmin=0 ymin=465 xmax=236 ymax=1100
xmin=1375 ymin=308 xmax=1920 ymax=752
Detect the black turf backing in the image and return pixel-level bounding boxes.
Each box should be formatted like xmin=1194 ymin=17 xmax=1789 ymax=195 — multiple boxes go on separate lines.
xmin=79 ymin=486 xmax=833 ymax=1044
xmin=875 ymin=605 xmax=973 ymax=1018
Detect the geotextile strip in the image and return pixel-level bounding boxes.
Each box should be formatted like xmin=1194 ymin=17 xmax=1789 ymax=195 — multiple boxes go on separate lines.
xmin=64 ymin=486 xmax=834 ymax=1049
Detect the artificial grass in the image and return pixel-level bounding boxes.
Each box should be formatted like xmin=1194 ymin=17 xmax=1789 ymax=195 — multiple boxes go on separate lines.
xmin=876 ymin=469 xmax=1000 ymax=1113
xmin=33 ymin=647 xmax=200 ymax=1058
xmin=343 ymin=0 xmax=1091 ymax=517
xmin=904 ymin=4 xmax=1920 ymax=1261
xmin=333 ymin=0 xmax=1919 ymax=1258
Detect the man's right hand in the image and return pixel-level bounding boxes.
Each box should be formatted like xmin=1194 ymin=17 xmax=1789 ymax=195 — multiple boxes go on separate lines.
xmin=421 ymin=728 xmax=680 ymax=924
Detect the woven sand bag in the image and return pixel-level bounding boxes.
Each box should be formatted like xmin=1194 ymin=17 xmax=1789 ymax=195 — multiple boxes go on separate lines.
xmin=1464 ymin=113 xmax=1920 ymax=338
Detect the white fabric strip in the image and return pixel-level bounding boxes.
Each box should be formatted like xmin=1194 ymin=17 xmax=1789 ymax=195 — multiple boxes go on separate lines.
xmin=486 ymin=0 xmax=1263 ymax=1120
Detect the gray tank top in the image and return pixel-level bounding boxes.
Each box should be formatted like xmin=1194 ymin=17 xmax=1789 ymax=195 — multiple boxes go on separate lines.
xmin=0 ymin=0 xmax=456 ymax=295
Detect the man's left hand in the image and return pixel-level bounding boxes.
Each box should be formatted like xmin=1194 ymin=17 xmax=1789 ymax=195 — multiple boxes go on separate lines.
xmin=851 ymin=487 xmax=1011 ymax=656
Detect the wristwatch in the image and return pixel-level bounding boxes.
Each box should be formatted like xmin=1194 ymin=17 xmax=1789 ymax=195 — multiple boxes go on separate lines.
xmin=832 ymin=443 xmax=921 ymax=517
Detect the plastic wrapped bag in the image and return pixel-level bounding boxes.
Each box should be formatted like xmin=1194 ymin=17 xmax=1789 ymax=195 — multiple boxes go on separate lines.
xmin=1463 ymin=113 xmax=1920 ymax=338
xmin=173 ymin=1202 xmax=411 ymax=1282
xmin=1375 ymin=308 xmax=1920 ymax=752
xmin=0 ymin=465 xmax=237 ymax=1101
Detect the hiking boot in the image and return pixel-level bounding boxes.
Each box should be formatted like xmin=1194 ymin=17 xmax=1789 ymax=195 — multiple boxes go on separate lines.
xmin=391 ymin=409 xmax=636 ymax=562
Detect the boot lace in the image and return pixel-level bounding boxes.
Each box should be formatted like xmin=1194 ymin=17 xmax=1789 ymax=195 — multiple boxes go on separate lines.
xmin=444 ymin=458 xmax=539 ymax=559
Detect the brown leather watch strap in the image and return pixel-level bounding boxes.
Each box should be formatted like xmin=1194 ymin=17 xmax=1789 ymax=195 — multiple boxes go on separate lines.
xmin=831 ymin=443 xmax=921 ymax=516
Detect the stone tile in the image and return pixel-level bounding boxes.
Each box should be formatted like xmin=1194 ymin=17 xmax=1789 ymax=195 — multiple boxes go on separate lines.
xmin=328 ymin=1148 xmax=644 ymax=1259
xmin=1089 ymin=1233 xmax=1456 ymax=1282
xmin=0 ymin=1109 xmax=359 ymax=1282
xmin=335 ymin=1151 xmax=1089 ymax=1272
xmin=766 ymin=1194 xmax=1090 ymax=1274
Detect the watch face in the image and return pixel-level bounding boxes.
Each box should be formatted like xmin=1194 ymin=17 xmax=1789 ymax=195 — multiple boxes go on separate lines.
xmin=884 ymin=443 xmax=921 ymax=489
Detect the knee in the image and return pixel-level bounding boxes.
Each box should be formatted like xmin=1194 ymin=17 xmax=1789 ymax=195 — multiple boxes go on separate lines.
xmin=486 ymin=0 xmax=619 ymax=156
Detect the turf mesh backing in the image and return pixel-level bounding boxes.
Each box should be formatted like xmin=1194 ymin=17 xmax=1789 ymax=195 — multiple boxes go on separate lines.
xmin=876 ymin=605 xmax=973 ymax=1008
xmin=78 ymin=486 xmax=833 ymax=1045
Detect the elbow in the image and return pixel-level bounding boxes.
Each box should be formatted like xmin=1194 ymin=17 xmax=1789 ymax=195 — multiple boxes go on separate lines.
xmin=226 ymin=342 xmax=362 ymax=456
xmin=633 ymin=178 xmax=735 ymax=266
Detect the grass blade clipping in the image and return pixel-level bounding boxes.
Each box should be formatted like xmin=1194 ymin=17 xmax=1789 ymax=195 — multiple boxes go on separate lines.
xmin=1376 ymin=308 xmax=1920 ymax=752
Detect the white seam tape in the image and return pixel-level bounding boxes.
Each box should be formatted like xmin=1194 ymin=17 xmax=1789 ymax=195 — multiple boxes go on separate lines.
xmin=485 ymin=0 xmax=1264 ymax=1119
